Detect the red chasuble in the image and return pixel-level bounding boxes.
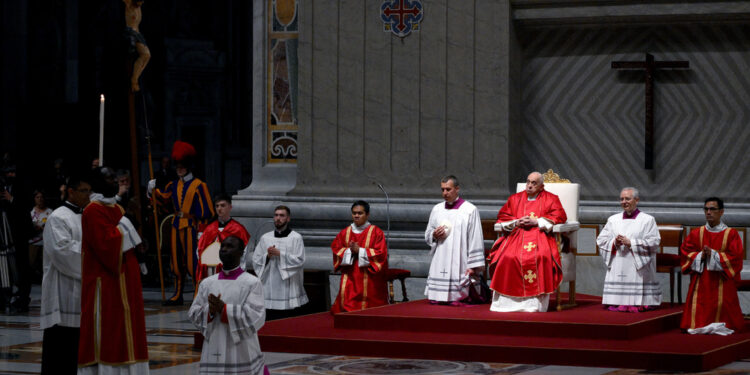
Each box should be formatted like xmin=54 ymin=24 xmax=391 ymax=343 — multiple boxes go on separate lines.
xmin=330 ymin=225 xmax=388 ymax=313
xmin=680 ymin=226 xmax=745 ymax=331
xmin=489 ymin=190 xmax=567 ymax=297
xmin=78 ymin=202 xmax=148 ymax=367
xmin=195 ymin=219 xmax=250 ymax=283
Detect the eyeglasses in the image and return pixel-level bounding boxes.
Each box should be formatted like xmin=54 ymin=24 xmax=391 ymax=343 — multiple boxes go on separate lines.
xmin=702 ymin=207 xmax=720 ymax=212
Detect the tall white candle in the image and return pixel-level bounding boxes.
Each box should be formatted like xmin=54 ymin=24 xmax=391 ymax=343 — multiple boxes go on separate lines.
xmin=99 ymin=94 xmax=105 ymax=166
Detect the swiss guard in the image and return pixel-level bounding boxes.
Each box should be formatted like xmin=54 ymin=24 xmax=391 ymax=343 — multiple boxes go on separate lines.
xmin=149 ymin=141 xmax=214 ymax=305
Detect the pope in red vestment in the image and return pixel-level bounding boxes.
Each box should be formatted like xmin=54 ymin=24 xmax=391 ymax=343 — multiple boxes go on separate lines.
xmin=78 ymin=199 xmax=148 ymax=368
xmin=331 ymin=201 xmax=388 ymax=313
xmin=195 ymin=218 xmax=250 ymax=283
xmin=489 ymin=184 xmax=567 ymax=299
xmin=680 ymin=199 xmax=745 ymax=332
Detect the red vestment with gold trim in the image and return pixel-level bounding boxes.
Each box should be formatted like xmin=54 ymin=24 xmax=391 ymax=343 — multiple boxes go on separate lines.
xmin=330 ymin=225 xmax=388 ymax=313
xmin=489 ymin=190 xmax=566 ymax=297
xmin=680 ymin=226 xmax=744 ymax=331
xmin=78 ymin=202 xmax=148 ymax=366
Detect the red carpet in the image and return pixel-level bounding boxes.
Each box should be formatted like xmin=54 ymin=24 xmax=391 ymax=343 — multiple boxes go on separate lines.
xmin=259 ymin=295 xmax=750 ymax=371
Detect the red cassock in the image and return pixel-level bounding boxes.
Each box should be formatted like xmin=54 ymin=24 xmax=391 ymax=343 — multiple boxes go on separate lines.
xmin=489 ymin=190 xmax=567 ymax=297
xmin=680 ymin=226 xmax=745 ymax=331
xmin=330 ymin=225 xmax=388 ymax=313
xmin=78 ymin=202 xmax=148 ymax=367
xmin=195 ymin=219 xmax=250 ymax=283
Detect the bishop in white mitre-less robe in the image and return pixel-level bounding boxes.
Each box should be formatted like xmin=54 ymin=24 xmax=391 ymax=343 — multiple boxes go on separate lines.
xmin=424 ymin=198 xmax=485 ymax=302
xmin=597 ymin=209 xmax=662 ymax=308
xmin=189 ymin=267 xmax=266 ymax=375
xmin=252 ymin=229 xmax=308 ymax=310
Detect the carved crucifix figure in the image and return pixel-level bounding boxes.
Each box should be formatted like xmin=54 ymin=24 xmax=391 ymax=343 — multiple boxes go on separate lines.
xmin=124 ymin=0 xmax=150 ymax=92
xmin=612 ymin=53 xmax=689 ymax=170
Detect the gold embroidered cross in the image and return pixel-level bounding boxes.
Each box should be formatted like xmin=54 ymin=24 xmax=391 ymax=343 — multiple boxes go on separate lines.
xmin=524 ymin=242 xmax=536 ymax=252
xmin=529 ymin=212 xmax=537 ymax=219
xmin=524 ymin=270 xmax=537 ymax=283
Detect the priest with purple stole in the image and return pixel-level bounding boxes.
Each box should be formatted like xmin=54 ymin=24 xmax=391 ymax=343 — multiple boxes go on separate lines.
xmin=488 ymin=172 xmax=567 ymax=312
xmin=597 ymin=187 xmax=661 ymax=312
xmin=424 ymin=175 xmax=485 ymax=304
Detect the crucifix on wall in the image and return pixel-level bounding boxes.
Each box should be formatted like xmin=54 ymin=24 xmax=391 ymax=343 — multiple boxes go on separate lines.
xmin=611 ymin=53 xmax=689 ymax=170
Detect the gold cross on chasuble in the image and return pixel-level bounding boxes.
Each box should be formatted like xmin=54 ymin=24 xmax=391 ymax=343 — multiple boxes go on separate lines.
xmin=524 ymin=242 xmax=536 ymax=252
xmin=529 ymin=212 xmax=537 ymax=219
xmin=524 ymin=270 xmax=537 ymax=283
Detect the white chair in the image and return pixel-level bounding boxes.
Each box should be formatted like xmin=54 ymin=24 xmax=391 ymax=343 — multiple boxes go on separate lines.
xmin=495 ymin=169 xmax=580 ymax=311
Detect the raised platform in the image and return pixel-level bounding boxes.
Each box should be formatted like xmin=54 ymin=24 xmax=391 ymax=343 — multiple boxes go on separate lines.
xmin=259 ymin=295 xmax=750 ymax=371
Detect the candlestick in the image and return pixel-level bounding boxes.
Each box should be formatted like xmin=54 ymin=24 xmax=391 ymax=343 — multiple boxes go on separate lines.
xmin=99 ymin=94 xmax=105 ymax=166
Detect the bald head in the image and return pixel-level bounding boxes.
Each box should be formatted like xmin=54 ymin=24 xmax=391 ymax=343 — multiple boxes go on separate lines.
xmin=525 ymin=171 xmax=544 ymax=198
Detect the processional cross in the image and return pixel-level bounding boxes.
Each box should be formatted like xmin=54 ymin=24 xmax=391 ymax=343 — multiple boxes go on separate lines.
xmin=611 ymin=54 xmax=689 ymax=170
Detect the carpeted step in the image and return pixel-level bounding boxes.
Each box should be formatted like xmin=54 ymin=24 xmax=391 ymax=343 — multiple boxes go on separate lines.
xmin=333 ymin=298 xmax=683 ymax=340
xmin=259 ymin=312 xmax=750 ymax=372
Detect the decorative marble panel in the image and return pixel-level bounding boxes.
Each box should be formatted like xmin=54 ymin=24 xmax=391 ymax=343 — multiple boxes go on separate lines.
xmin=268 ymin=0 xmax=299 ymax=163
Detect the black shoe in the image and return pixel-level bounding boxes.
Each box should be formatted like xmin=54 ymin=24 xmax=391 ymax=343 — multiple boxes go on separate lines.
xmin=10 ymin=297 xmax=30 ymax=313
xmin=162 ymin=297 xmax=183 ymax=306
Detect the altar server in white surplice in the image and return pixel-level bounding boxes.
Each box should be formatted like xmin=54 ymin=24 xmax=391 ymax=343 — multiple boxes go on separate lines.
xmin=190 ymin=236 xmax=266 ymax=375
xmin=597 ymin=187 xmax=662 ymax=312
xmin=424 ymin=175 xmax=485 ymax=303
xmin=252 ymin=205 xmax=308 ymax=320
xmin=40 ymin=176 xmax=91 ymax=375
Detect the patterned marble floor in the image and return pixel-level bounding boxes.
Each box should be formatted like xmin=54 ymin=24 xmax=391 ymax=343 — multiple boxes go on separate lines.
xmin=1 ymin=285 xmax=749 ymax=375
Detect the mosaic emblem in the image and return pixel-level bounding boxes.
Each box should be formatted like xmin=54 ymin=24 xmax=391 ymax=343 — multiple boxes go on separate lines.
xmin=381 ymin=0 xmax=423 ymax=38
xmin=270 ymin=131 xmax=298 ymax=159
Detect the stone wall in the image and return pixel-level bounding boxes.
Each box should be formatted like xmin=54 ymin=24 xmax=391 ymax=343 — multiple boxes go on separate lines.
xmin=292 ymin=0 xmax=520 ymax=198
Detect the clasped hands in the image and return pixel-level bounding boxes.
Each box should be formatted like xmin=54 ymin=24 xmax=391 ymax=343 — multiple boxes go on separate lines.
xmin=517 ymin=215 xmax=538 ymax=229
xmin=267 ymin=245 xmax=280 ymax=257
xmin=433 ymin=226 xmax=447 ymax=241
xmin=701 ymin=245 xmax=713 ymax=258
xmin=615 ymin=234 xmax=631 ymax=247
xmin=348 ymin=241 xmax=360 ymax=254
xmin=208 ymin=293 xmax=225 ymax=316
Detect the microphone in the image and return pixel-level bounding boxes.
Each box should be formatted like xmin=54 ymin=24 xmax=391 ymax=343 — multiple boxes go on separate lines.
xmin=374 ymin=181 xmax=391 ymax=253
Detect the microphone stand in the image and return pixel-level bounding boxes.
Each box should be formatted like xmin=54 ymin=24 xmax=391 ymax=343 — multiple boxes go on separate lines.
xmin=376 ymin=182 xmax=391 ymax=253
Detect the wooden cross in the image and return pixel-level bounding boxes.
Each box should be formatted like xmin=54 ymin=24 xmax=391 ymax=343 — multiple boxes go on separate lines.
xmin=524 ymin=270 xmax=537 ymax=283
xmin=611 ymin=53 xmax=689 ymax=170
xmin=524 ymin=242 xmax=537 ymax=252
